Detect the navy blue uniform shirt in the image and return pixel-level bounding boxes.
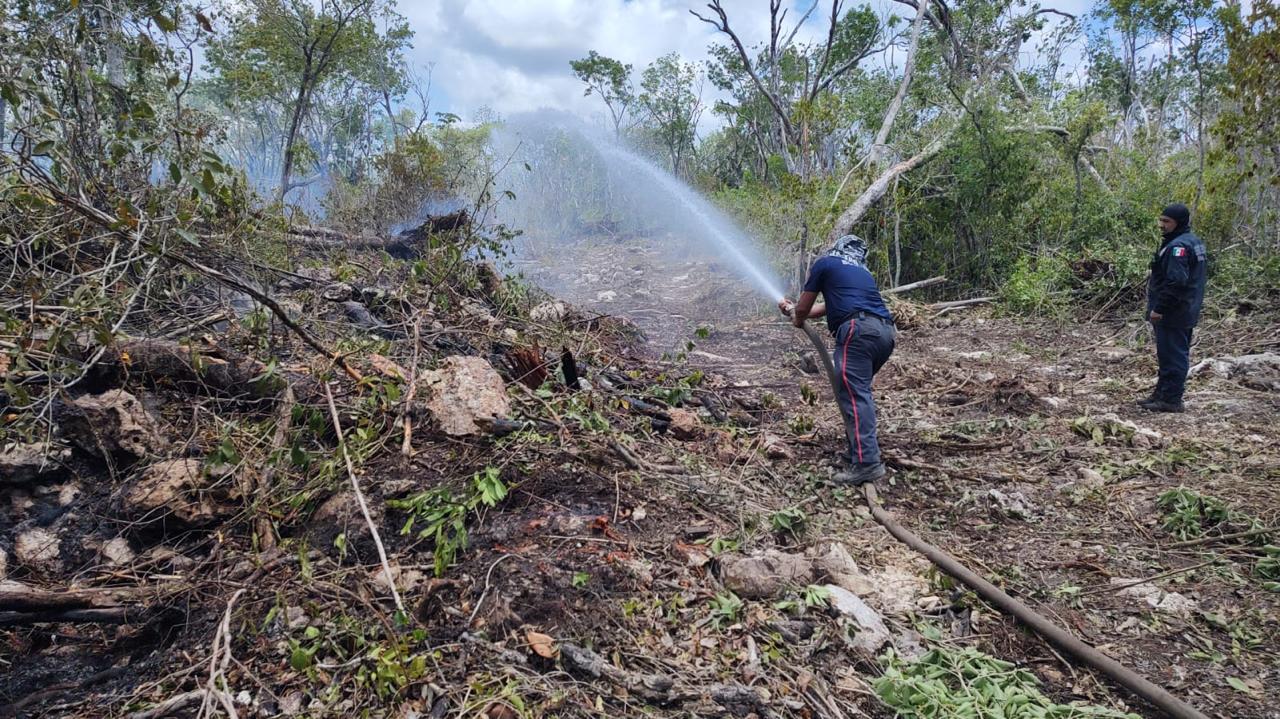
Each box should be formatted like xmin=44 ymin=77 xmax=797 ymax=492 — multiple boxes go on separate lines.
xmin=803 ymin=255 xmax=892 ymax=333
xmin=1146 ymin=230 xmax=1207 ymax=328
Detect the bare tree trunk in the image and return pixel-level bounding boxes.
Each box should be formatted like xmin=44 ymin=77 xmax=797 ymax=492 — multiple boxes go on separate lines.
xmin=1191 ymin=23 xmax=1206 ymax=215
xmin=279 ymin=69 xmax=312 ymax=203
xmin=870 ymin=0 xmax=928 ymax=165
xmin=892 ymin=176 xmax=903 ymax=286
xmin=829 ymin=129 xmax=951 ymax=243
xmin=381 ymin=88 xmax=401 ymax=139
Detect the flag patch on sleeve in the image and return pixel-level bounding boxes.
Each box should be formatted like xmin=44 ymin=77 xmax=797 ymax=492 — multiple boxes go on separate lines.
xmin=1172 ymin=246 xmax=1186 ymax=257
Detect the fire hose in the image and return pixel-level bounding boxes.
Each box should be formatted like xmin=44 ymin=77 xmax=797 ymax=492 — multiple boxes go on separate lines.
xmin=797 ymin=322 xmax=1207 ymax=719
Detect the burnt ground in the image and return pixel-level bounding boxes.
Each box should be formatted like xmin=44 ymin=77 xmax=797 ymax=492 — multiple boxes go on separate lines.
xmin=517 ymin=235 xmax=1280 ymax=718
xmin=2 ymin=234 xmax=1277 ymax=718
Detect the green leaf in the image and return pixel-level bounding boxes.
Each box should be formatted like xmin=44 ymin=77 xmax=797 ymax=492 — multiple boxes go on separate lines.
xmin=1226 ymin=677 xmax=1255 ymax=695
xmin=151 ymin=11 xmax=177 ymax=32
xmin=0 ymin=84 xmax=20 ymax=109
xmin=289 ymin=646 xmax=313 ymax=671
xmin=474 ymin=467 xmax=508 ymax=507
xmin=33 ymin=140 xmax=55 ymax=156
xmin=174 ymin=228 xmax=200 ymax=246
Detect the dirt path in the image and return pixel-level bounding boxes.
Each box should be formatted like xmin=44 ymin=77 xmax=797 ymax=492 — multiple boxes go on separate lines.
xmin=520 ymin=238 xmax=1280 ymax=718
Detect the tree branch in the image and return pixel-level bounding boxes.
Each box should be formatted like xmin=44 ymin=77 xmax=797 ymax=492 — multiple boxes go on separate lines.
xmin=829 ymin=126 xmax=953 ymax=242
xmin=691 ymin=1 xmax=795 ymax=140
xmin=868 ymin=0 xmax=929 ymax=163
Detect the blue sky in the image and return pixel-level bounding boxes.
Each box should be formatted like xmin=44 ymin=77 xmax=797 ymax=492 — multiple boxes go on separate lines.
xmin=400 ymin=0 xmax=1090 ymax=130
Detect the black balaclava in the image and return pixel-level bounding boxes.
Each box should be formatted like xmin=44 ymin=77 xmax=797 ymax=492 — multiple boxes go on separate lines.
xmin=1161 ymin=203 xmax=1191 ymax=240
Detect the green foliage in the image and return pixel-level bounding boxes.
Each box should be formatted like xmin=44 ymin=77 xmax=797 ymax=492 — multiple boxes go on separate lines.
xmin=1002 ymin=254 xmax=1072 ymax=314
xmin=770 ymin=506 xmax=808 ymax=537
xmin=1156 ymin=487 xmax=1231 ymax=540
xmin=0 ymin=0 xmax=263 ymax=442
xmin=1155 ymin=487 xmax=1268 ymax=543
xmin=1252 ymin=546 xmax=1280 ymax=590
xmin=286 ymin=615 xmax=429 ymax=700
xmin=800 ymin=584 xmax=831 ymax=609
xmin=386 ymin=467 xmax=510 ymax=576
xmin=570 ymin=51 xmax=635 ymax=137
xmin=875 ymin=646 xmax=1140 ymax=718
xmin=638 ymin=52 xmax=703 ymax=178
xmin=201 ymin=0 xmax=411 ymax=201
xmin=708 ymin=592 xmax=743 ymax=628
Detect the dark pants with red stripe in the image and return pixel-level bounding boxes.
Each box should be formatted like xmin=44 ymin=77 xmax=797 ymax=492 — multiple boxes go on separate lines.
xmin=833 ymin=314 xmax=896 ymax=465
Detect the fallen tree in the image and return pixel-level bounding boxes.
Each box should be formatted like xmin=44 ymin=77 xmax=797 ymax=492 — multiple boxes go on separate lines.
xmin=285 ymin=209 xmax=471 ymax=256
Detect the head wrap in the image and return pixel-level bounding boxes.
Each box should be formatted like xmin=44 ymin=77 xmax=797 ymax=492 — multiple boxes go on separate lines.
xmin=1161 ymin=203 xmax=1191 ymax=238
xmin=828 ymin=234 xmax=868 ymax=266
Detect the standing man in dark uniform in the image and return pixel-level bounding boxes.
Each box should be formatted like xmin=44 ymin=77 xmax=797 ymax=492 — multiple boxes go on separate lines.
xmin=1142 ymin=203 xmax=1207 ymax=413
xmin=779 ymin=235 xmax=896 ymax=485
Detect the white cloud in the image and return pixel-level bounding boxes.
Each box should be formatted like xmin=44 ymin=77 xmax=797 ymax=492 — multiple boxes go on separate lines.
xmin=401 ymin=0 xmax=1083 ymax=127
xmin=401 ymin=0 xmax=825 ymax=127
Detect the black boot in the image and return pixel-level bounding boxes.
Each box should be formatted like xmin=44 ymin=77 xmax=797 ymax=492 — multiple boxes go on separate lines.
xmin=1136 ymin=392 xmax=1161 ymax=408
xmin=1142 ymin=398 xmax=1185 ymax=413
xmin=834 ymin=462 xmax=886 ymax=486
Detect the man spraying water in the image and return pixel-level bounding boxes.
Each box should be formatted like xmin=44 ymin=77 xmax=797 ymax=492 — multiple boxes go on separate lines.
xmin=779 ymin=235 xmax=896 ymax=486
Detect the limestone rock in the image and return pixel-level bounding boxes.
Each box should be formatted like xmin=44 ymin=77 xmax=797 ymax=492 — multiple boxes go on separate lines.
xmin=825 ymin=585 xmax=892 ymax=653
xmin=419 ymin=356 xmax=511 ymax=436
xmin=529 ymin=302 xmax=567 ymax=323
xmin=0 ymin=442 xmax=70 ymax=483
xmin=671 ymin=541 xmax=710 ymax=569
xmin=341 ymin=301 xmax=387 ymax=332
xmin=314 ymin=491 xmax=358 ymax=524
xmin=1191 ymin=352 xmax=1280 ymax=391
xmin=719 ymin=550 xmax=815 ymax=599
xmin=987 ymin=489 xmax=1036 ymax=520
xmin=1095 ymin=347 xmax=1134 ymax=362
xmin=668 ymin=408 xmax=702 ymax=441
xmin=460 ymin=299 xmax=498 ymax=326
xmin=761 ymin=433 xmax=791 ymax=459
xmin=811 ymin=542 xmax=862 ymax=581
xmin=101 ymin=537 xmax=136 ymax=565
xmin=15 ymin=527 xmax=62 ymax=573
xmin=1114 ymin=579 xmax=1198 ymax=617
xmin=61 ymin=390 xmax=163 ymax=458
xmin=123 ymin=458 xmax=219 ymax=525
xmin=1077 ymin=467 xmax=1106 ymax=488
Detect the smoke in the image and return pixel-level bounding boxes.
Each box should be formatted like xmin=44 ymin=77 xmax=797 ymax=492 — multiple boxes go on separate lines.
xmin=489 ymin=111 xmax=786 ymax=303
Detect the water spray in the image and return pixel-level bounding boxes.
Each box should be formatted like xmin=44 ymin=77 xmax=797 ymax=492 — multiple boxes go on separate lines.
xmin=577 ymin=138 xmax=786 ymax=303
xmin=492 ymin=113 xmax=786 ymax=305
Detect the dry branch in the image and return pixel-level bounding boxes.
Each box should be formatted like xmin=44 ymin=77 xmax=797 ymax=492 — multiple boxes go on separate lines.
xmin=107 ymin=338 xmax=279 ymax=399
xmin=868 ymin=0 xmax=929 ymax=164
xmin=323 ymin=383 xmax=405 ymax=614
xmin=828 ymin=129 xmax=953 ymax=242
xmin=885 ymin=275 xmax=946 ymax=294
xmin=0 ymin=583 xmax=147 ymax=612
xmin=172 ymin=253 xmax=364 ymax=383
xmin=0 ymin=583 xmax=155 ymax=626
xmin=285 ymin=210 xmax=470 ymax=253
xmin=929 ymin=296 xmax=994 ymax=310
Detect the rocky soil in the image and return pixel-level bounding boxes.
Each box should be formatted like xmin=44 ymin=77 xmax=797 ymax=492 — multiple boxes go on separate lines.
xmin=2 ymin=234 xmax=1277 ymax=718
